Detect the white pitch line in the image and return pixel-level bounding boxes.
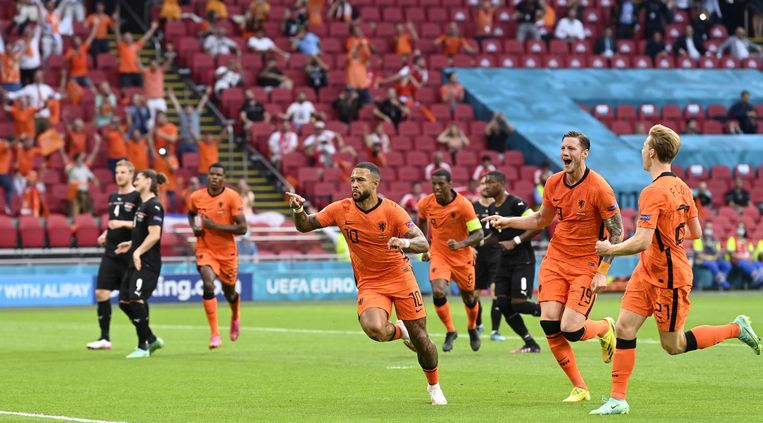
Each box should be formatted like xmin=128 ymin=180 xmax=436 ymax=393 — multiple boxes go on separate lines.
xmin=0 ymin=410 xmax=125 ymax=423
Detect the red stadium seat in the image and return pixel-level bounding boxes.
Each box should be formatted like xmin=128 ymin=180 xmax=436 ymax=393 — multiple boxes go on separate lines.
xmin=47 ymin=214 xmax=72 ymax=248
xmin=19 ymin=216 xmax=45 ymax=248
xmin=0 ymin=216 xmax=17 ymax=248
xmin=616 ymin=104 xmax=637 ymax=120
xmin=74 ymin=214 xmax=100 ymax=247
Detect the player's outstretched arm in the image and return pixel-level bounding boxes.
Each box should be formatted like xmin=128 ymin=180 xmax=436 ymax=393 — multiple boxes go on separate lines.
xmin=482 ymin=205 xmax=555 ymax=230
xmin=595 ymin=226 xmax=654 ymax=257
xmin=286 ymin=192 xmax=324 ymax=233
xmin=388 ymin=225 xmax=429 ymax=254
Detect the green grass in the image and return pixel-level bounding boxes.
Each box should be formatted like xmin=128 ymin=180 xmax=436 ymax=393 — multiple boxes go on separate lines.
xmin=2 ymin=292 xmax=762 ymax=422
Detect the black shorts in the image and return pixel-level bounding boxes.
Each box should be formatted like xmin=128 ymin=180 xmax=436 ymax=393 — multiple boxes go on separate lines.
xmin=494 ymin=260 xmax=535 ymax=300
xmin=474 ymin=249 xmax=500 ymax=290
xmin=119 ymin=266 xmax=160 ymax=302
xmin=96 ymin=254 xmax=129 ymax=291
xmin=120 ymin=72 xmax=143 ymax=88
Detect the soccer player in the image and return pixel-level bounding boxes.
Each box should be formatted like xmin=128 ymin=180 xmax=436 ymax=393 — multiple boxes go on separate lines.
xmin=471 ymin=176 xmax=504 ymax=341
xmin=589 ymin=125 xmax=762 ymax=415
xmin=483 ymin=131 xmax=620 ymax=402
xmin=188 ymin=163 xmax=248 ymax=349
xmin=482 ymin=171 xmax=543 ymax=353
xmin=286 ymin=162 xmax=447 ymax=405
xmin=418 ymin=169 xmax=485 ymax=352
xmin=87 ymin=160 xmax=140 ymax=350
xmin=114 ymin=170 xmax=166 ymax=358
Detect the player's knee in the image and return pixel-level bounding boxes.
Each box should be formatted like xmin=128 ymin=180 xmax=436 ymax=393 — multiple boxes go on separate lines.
xmin=95 ymin=289 xmax=110 ymax=302
xmin=432 ymin=293 xmax=447 ymax=306
xmin=615 ymin=321 xmax=637 ymax=340
xmin=660 ymin=340 xmax=683 ymax=355
xmin=540 ymin=320 xmax=561 ymax=336
xmin=561 ymin=327 xmax=585 ymax=342
xmin=362 ymin=324 xmax=388 ymax=342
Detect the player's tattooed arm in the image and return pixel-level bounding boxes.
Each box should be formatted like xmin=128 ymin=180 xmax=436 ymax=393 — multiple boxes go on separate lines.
xmin=286 ymin=192 xmax=324 ymax=233
xmin=600 ymin=212 xmax=624 ymax=264
xmin=392 ymin=225 xmax=429 ymax=254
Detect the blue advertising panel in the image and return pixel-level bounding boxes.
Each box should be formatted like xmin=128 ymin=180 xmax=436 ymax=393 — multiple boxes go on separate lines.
xmin=149 ymin=273 xmax=253 ymax=303
xmin=0 ymin=275 xmax=93 ymax=307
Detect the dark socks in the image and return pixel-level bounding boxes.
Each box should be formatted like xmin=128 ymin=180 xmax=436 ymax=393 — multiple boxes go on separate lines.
xmin=490 ymin=299 xmax=502 ymax=332
xmin=97 ymin=300 xmax=111 ymax=341
xmin=129 ymin=302 xmax=151 ymax=350
xmin=512 ymin=301 xmax=541 ymax=316
xmin=476 ymin=299 xmax=483 ymax=327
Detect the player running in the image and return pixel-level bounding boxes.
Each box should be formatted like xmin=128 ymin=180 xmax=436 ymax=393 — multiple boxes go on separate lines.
xmin=418 ymin=169 xmax=485 ymax=352
xmin=286 ymin=162 xmax=447 ymax=405
xmin=87 ymin=160 xmax=140 ymax=350
xmin=484 ymin=131 xmax=620 ymax=402
xmin=589 ymin=125 xmax=762 ymax=415
xmin=481 ymin=171 xmax=543 ymax=353
xmin=114 ymin=170 xmax=166 ymax=358
xmin=188 ymin=164 xmax=248 ymax=349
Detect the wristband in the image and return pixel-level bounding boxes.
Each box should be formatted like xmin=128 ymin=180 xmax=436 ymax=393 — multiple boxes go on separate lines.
xmin=292 ymin=206 xmax=304 ymax=214
xmin=513 ymin=236 xmax=522 ymax=245
xmin=597 ymin=261 xmax=611 ymax=275
xmin=402 ymin=239 xmax=411 ymax=249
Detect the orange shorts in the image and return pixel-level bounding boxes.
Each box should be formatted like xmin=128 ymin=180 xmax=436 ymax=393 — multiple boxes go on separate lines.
xmin=620 ymin=276 xmax=691 ymax=332
xmin=538 ymin=257 xmax=598 ymax=317
xmin=196 ymin=250 xmax=238 ymax=286
xmin=429 ymin=255 xmax=475 ymax=292
xmin=357 ymin=275 xmax=427 ymax=321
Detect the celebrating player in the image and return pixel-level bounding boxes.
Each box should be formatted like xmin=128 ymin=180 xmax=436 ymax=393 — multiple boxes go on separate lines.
xmin=418 ymin=169 xmax=485 ymax=352
xmin=589 ymin=125 xmax=762 ymax=415
xmin=481 ymin=171 xmax=543 ymax=353
xmin=471 ymin=177 xmax=503 ymax=340
xmin=87 ymin=160 xmax=140 ymax=350
xmin=286 ymin=162 xmax=447 ymax=405
xmin=188 ymin=164 xmax=248 ymax=349
xmin=483 ymin=131 xmax=620 ymax=402
xmin=114 ymin=170 xmax=166 ymax=359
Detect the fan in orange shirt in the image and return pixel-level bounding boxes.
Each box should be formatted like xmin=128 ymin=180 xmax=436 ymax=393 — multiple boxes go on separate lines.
xmin=152 ymin=111 xmax=178 ymax=156
xmin=65 ymin=118 xmax=89 ymax=157
xmin=484 ymin=131 xmax=622 ymax=403
xmin=0 ymin=138 xmax=14 ymax=212
xmin=64 ymin=18 xmax=99 ymax=88
xmin=417 ymin=169 xmax=484 ymax=352
xmin=5 ymin=96 xmax=38 ymax=138
xmin=127 ymin=129 xmax=150 ymax=171
xmin=114 ymin=18 xmax=158 ymax=88
xmin=85 ymin=3 xmax=113 ymax=68
xmin=434 ymin=23 xmax=476 ymax=57
xmin=285 ymin=162 xmax=448 ymax=405
xmin=393 ymin=22 xmax=418 ymax=58
xmin=197 ymin=131 xmax=221 ymax=184
xmin=103 ymin=117 xmax=128 ymax=172
xmin=590 ymin=125 xmax=762 ymax=415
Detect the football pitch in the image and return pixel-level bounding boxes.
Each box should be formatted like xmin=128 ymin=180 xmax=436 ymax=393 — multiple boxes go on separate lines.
xmin=2 ymin=292 xmax=762 ymax=423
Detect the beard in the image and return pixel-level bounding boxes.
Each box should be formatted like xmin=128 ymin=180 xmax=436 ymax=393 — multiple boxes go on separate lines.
xmin=353 ymin=190 xmax=371 ymax=203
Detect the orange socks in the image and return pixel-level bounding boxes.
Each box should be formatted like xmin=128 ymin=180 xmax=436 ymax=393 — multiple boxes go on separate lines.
xmin=546 ymin=332 xmax=587 ymax=390
xmin=391 ymin=323 xmax=402 ymax=341
xmin=423 ymin=367 xmax=439 ymax=385
xmin=580 ymin=319 xmax=610 ymax=341
xmin=203 ymin=298 xmax=220 ymax=337
xmin=230 ymin=295 xmax=240 ymax=321
xmin=611 ymin=338 xmax=637 ymax=400
xmin=464 ymin=301 xmax=479 ymax=330
xmin=434 ymin=301 xmax=457 ymax=333
xmin=685 ymin=323 xmax=740 ymax=351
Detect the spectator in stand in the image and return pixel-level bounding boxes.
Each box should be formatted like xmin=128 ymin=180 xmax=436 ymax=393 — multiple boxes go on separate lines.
xmin=205 ymin=0 xmax=228 ymax=20
xmin=126 ymin=128 xmax=150 ymax=171
xmin=267 ymin=119 xmax=298 ymax=169
xmin=58 ymin=0 xmax=86 ymax=37
xmin=346 ymin=24 xmax=374 ymax=61
xmin=474 ymin=0 xmax=496 ymax=43
xmin=7 ymin=70 xmax=60 ymax=135
xmin=153 ymin=148 xmax=179 ymax=212
xmin=533 ymin=162 xmax=553 ymax=205
xmin=485 ymin=112 xmax=513 ymax=158
xmin=332 ymin=88 xmax=361 ymax=124
xmin=160 ymin=0 xmax=182 ymax=21
xmin=645 ymin=31 xmax=669 ymax=60
xmin=400 ymin=182 xmax=426 ymax=218
xmin=239 ymin=88 xmax=270 ymax=141
xmin=374 ymin=88 xmax=409 ymax=130
xmin=692 ymin=222 xmax=732 ymax=290
xmin=257 ymin=56 xmax=293 ymax=89
xmin=307 ymin=0 xmax=325 ymax=27
xmin=437 ymin=123 xmax=470 ymax=162
xmin=40 ymin=0 xmax=64 ymax=60
xmin=237 ymin=178 xmax=255 ymax=214
xmin=114 ymin=18 xmax=159 ymax=88
xmin=673 ymin=25 xmax=705 ymax=60
xmin=86 ymin=2 xmax=112 ymax=67
xmin=725 ymin=176 xmax=751 ymax=211
xmin=248 ymin=28 xmax=290 ymax=59
xmin=345 ymin=46 xmax=370 ymax=105
xmin=364 ymin=122 xmax=390 ymax=167
xmin=64 ymin=118 xmax=88 ymax=157
xmin=197 ymin=128 xmax=224 ymax=184
xmin=283 ymin=91 xmax=317 ymax=131
xmin=61 ymin=143 xmax=100 ymax=217
xmin=538 ymin=0 xmax=556 ymax=40
xmin=282 ymin=8 xmax=306 ymax=37
xmin=392 ymin=22 xmax=418 ymax=59
xmin=63 ymin=20 xmax=98 ymax=88
xmin=728 ymin=90 xmax=758 ymax=135
xmin=292 ymin=27 xmax=321 ymax=56
xmin=19 ymin=169 xmax=47 ymax=217
xmin=424 ymin=151 xmax=452 ymax=180
xmin=594 ymin=27 xmax=617 ymax=58
xmin=152 ymin=111 xmax=179 ymax=157
xmin=472 ymin=155 xmax=496 ymax=181
xmin=0 ymin=42 xmax=25 ymax=92
xmin=140 ymin=57 xmax=174 ymax=126
xmin=613 ymin=0 xmax=638 ymax=40
xmin=195 ymin=10 xmax=219 ymax=40
xmin=554 ymin=8 xmax=586 ymax=41
xmin=640 ymin=0 xmax=671 ymax=39
xmin=0 ymin=138 xmax=13 ymax=214
xmin=103 ymin=116 xmax=128 ymax=172
xmin=5 ymin=95 xmax=38 ymax=139
xmin=514 ymin=0 xmax=544 ymax=42
xmin=92 ymin=81 xmax=116 ymax=128
xmin=693 ymin=180 xmax=713 ymax=210
xmin=302 ymin=120 xmax=356 ymax=167
xmin=304 ymin=55 xmax=328 ymax=94
xmin=440 ymin=72 xmax=465 ymax=111
xmin=126 ymin=93 xmax=151 ymax=136
xmin=247 ymin=0 xmax=271 ymax=28
xmin=214 ymin=59 xmax=243 ymax=96
xmin=717 ymin=26 xmax=761 ymax=60
xmin=726 ymin=222 xmax=763 ymax=288
xmin=19 ymin=24 xmax=42 ymax=86
xmin=387 ymin=55 xmax=428 ymax=104
xmin=169 ymin=86 xmax=211 ymax=158
xmin=327 ymin=0 xmax=357 ymax=23
xmin=7 ymin=0 xmax=41 ymax=36
xmin=203 ymin=27 xmax=241 ymax=57
xmin=434 ymin=23 xmax=476 ymax=57
xmin=684 ymin=118 xmax=702 ymax=134
xmin=12 ymin=134 xmax=40 ymax=195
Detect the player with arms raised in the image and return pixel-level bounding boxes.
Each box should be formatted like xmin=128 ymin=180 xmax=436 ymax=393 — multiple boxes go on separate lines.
xmin=590 ymin=125 xmax=761 ymax=415
xmin=484 ymin=131 xmax=620 ymax=402
xmin=286 ymin=162 xmax=447 ymax=405
xmin=188 ymin=164 xmax=248 ymax=349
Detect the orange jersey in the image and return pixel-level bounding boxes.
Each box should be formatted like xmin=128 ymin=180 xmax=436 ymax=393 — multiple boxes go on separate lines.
xmin=417 ymin=191 xmax=479 ymax=265
xmin=0 ymin=139 xmax=11 ymax=174
xmin=631 ymin=172 xmax=697 ymax=289
xmin=126 ymin=138 xmax=149 ymax=171
xmin=1 ymin=53 xmax=20 ymax=84
xmin=316 ymin=198 xmax=417 ymax=288
xmin=436 ymin=35 xmax=467 ymax=56
xmin=542 ymin=168 xmax=619 ymax=266
xmin=86 ymin=14 xmax=112 ymax=39
xmin=197 ymin=139 xmax=219 ymax=174
xmin=11 ymin=105 xmax=36 ymax=138
xmin=189 ymin=187 xmax=244 ymax=258
xmin=65 ymin=44 xmax=90 ymax=77
xmin=117 ymin=41 xmax=143 ymax=73
xmin=66 ymin=130 xmax=87 ymax=157
xmin=104 ymin=127 xmax=127 ymax=159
